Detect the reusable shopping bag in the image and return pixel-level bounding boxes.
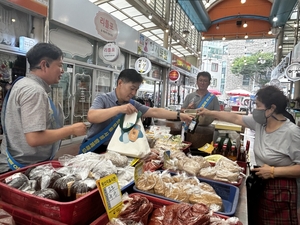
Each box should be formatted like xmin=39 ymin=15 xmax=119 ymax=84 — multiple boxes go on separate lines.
xmin=107 ymin=111 xmax=150 ymax=158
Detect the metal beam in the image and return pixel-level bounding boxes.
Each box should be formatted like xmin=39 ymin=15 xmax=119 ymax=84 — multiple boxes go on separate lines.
xmin=126 ymin=0 xmax=168 ymax=29
xmin=177 ymin=0 xmax=211 ymax=32
xmin=269 ymin=0 xmax=298 ymax=27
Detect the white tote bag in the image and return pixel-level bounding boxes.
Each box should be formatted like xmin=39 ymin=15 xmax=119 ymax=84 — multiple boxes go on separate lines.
xmin=107 ymin=111 xmax=150 ymax=158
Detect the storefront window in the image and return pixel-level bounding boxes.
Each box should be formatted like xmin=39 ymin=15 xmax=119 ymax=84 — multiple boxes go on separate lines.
xmin=51 ymin=64 xmax=72 ymax=126
xmin=95 ymin=70 xmax=111 ymax=95
xmin=49 ymin=24 xmax=95 ymax=64
xmin=0 ymin=3 xmax=29 ymax=48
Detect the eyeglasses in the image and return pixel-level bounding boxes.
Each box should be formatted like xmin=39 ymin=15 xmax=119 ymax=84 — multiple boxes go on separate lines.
xmin=198 ymin=79 xmax=209 ymax=83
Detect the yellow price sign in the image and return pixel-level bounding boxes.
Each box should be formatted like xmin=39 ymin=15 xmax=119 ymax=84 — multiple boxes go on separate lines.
xmin=96 ymin=174 xmax=123 ymax=221
xmin=163 ymin=150 xmax=171 ymax=169
xmin=134 ymin=160 xmax=144 ymax=183
xmin=130 ymin=158 xmax=140 ymax=166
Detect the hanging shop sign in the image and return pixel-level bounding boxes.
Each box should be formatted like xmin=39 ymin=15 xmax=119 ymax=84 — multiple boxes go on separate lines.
xmin=94 ymin=11 xmax=118 ymax=41
xmin=271 ymin=51 xmax=291 ymax=80
xmin=102 ymin=43 xmax=120 ymax=62
xmin=172 ymin=55 xmax=191 ymax=72
xmin=135 ymin=57 xmax=152 ymax=75
xmin=8 ymin=0 xmax=48 ymax=17
xmin=169 ymin=70 xmax=180 ymax=82
xmin=19 ymin=36 xmax=37 ymax=53
xmin=285 ymin=62 xmax=300 ymax=82
xmin=137 ymin=34 xmax=171 ymax=64
xmin=51 ymin=0 xmax=138 ymax=53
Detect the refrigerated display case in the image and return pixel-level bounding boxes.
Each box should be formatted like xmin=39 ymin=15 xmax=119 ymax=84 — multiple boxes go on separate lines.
xmin=51 ymin=63 xmax=117 ymax=144
xmin=94 ymin=70 xmax=111 ymax=96
xmin=73 ymin=67 xmax=92 ymax=124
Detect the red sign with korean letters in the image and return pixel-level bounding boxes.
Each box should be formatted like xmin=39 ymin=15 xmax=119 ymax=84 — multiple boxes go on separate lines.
xmin=169 ymin=70 xmax=180 ymax=81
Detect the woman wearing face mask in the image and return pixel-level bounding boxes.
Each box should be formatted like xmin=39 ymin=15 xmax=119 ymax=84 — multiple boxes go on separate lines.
xmin=198 ymin=85 xmax=300 ymax=225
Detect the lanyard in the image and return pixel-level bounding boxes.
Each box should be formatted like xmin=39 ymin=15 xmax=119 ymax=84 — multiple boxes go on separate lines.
xmin=48 ymin=97 xmax=63 ymax=159
xmin=79 ymin=99 xmax=135 ymax=154
xmin=197 ymin=92 xmax=214 ymax=109
xmin=2 ymin=76 xmax=26 ymax=170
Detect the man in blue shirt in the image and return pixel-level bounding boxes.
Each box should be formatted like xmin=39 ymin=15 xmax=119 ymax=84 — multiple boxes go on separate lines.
xmin=86 ymin=69 xmax=193 ymax=153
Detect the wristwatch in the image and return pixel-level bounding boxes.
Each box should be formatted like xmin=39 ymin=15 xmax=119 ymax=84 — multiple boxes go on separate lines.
xmin=177 ymin=111 xmax=180 ymax=120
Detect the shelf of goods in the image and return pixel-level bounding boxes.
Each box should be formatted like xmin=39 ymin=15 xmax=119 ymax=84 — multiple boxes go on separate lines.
xmin=0 ymin=158 xmax=134 ymax=225
xmin=133 ymin=170 xmax=239 ymax=216
xmin=90 ymin=193 xmax=243 ymax=225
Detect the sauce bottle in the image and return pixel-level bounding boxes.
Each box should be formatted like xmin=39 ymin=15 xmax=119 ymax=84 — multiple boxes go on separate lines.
xmin=187 ymin=114 xmax=199 ymax=134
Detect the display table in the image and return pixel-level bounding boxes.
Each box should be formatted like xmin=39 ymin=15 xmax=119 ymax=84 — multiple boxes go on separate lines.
xmin=212 ymin=120 xmax=243 ymax=132
xmin=235 ymin=177 xmax=248 ymax=224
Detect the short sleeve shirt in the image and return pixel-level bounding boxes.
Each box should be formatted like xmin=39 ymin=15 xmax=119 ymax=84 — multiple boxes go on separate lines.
xmin=0 ymin=74 xmax=64 ymax=173
xmin=182 ymin=91 xmax=220 ymax=111
xmin=86 ymin=90 xmax=149 ymax=144
xmin=242 ymin=115 xmax=300 ymax=166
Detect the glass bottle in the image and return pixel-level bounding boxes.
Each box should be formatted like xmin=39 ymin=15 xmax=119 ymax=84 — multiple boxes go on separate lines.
xmin=228 ymin=142 xmax=238 ymax=161
xmin=188 ymin=114 xmax=199 ymax=133
xmin=212 ymin=143 xmax=219 ymax=154
xmin=221 ymin=138 xmax=229 ymax=156
xmin=238 ymin=142 xmax=246 ymax=162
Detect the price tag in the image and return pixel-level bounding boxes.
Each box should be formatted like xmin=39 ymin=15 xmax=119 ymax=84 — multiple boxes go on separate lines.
xmin=134 ymin=160 xmax=144 ymax=183
xmin=96 ymin=174 xmax=123 ymax=221
xmin=198 ymin=143 xmax=214 ymax=154
xmin=130 ymin=158 xmax=140 ymax=166
xmin=163 ymin=150 xmax=171 ymax=169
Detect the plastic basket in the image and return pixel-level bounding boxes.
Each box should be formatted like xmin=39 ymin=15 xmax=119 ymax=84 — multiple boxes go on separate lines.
xmin=90 ymin=193 xmax=242 ymax=225
xmin=0 ymin=200 xmax=67 ymax=225
xmin=133 ymin=172 xmax=240 ymax=216
xmin=201 ymin=160 xmax=248 ymax=187
xmin=0 ymin=161 xmax=134 ymax=225
xmin=164 ymin=159 xmax=247 ymax=187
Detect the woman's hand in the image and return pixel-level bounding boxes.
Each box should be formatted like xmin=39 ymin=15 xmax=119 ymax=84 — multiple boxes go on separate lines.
xmin=180 ymin=113 xmax=193 ymax=124
xmin=252 ymin=164 xmax=274 ymax=179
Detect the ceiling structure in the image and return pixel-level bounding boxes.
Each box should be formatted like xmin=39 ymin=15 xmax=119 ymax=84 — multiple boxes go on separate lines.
xmin=89 ymin=0 xmax=299 ymax=61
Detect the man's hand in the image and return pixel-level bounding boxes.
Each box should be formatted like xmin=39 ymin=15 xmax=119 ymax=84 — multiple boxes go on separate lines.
xmin=119 ymin=103 xmax=138 ymax=114
xmin=71 ymin=122 xmax=87 ymax=136
xmin=197 ymin=107 xmax=211 ymax=116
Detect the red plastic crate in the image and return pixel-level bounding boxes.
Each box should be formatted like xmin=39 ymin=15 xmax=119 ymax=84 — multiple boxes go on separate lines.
xmin=0 ymin=200 xmax=67 ymax=225
xmin=91 ymin=193 xmax=242 ymax=225
xmin=0 ymin=161 xmax=105 ymax=225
